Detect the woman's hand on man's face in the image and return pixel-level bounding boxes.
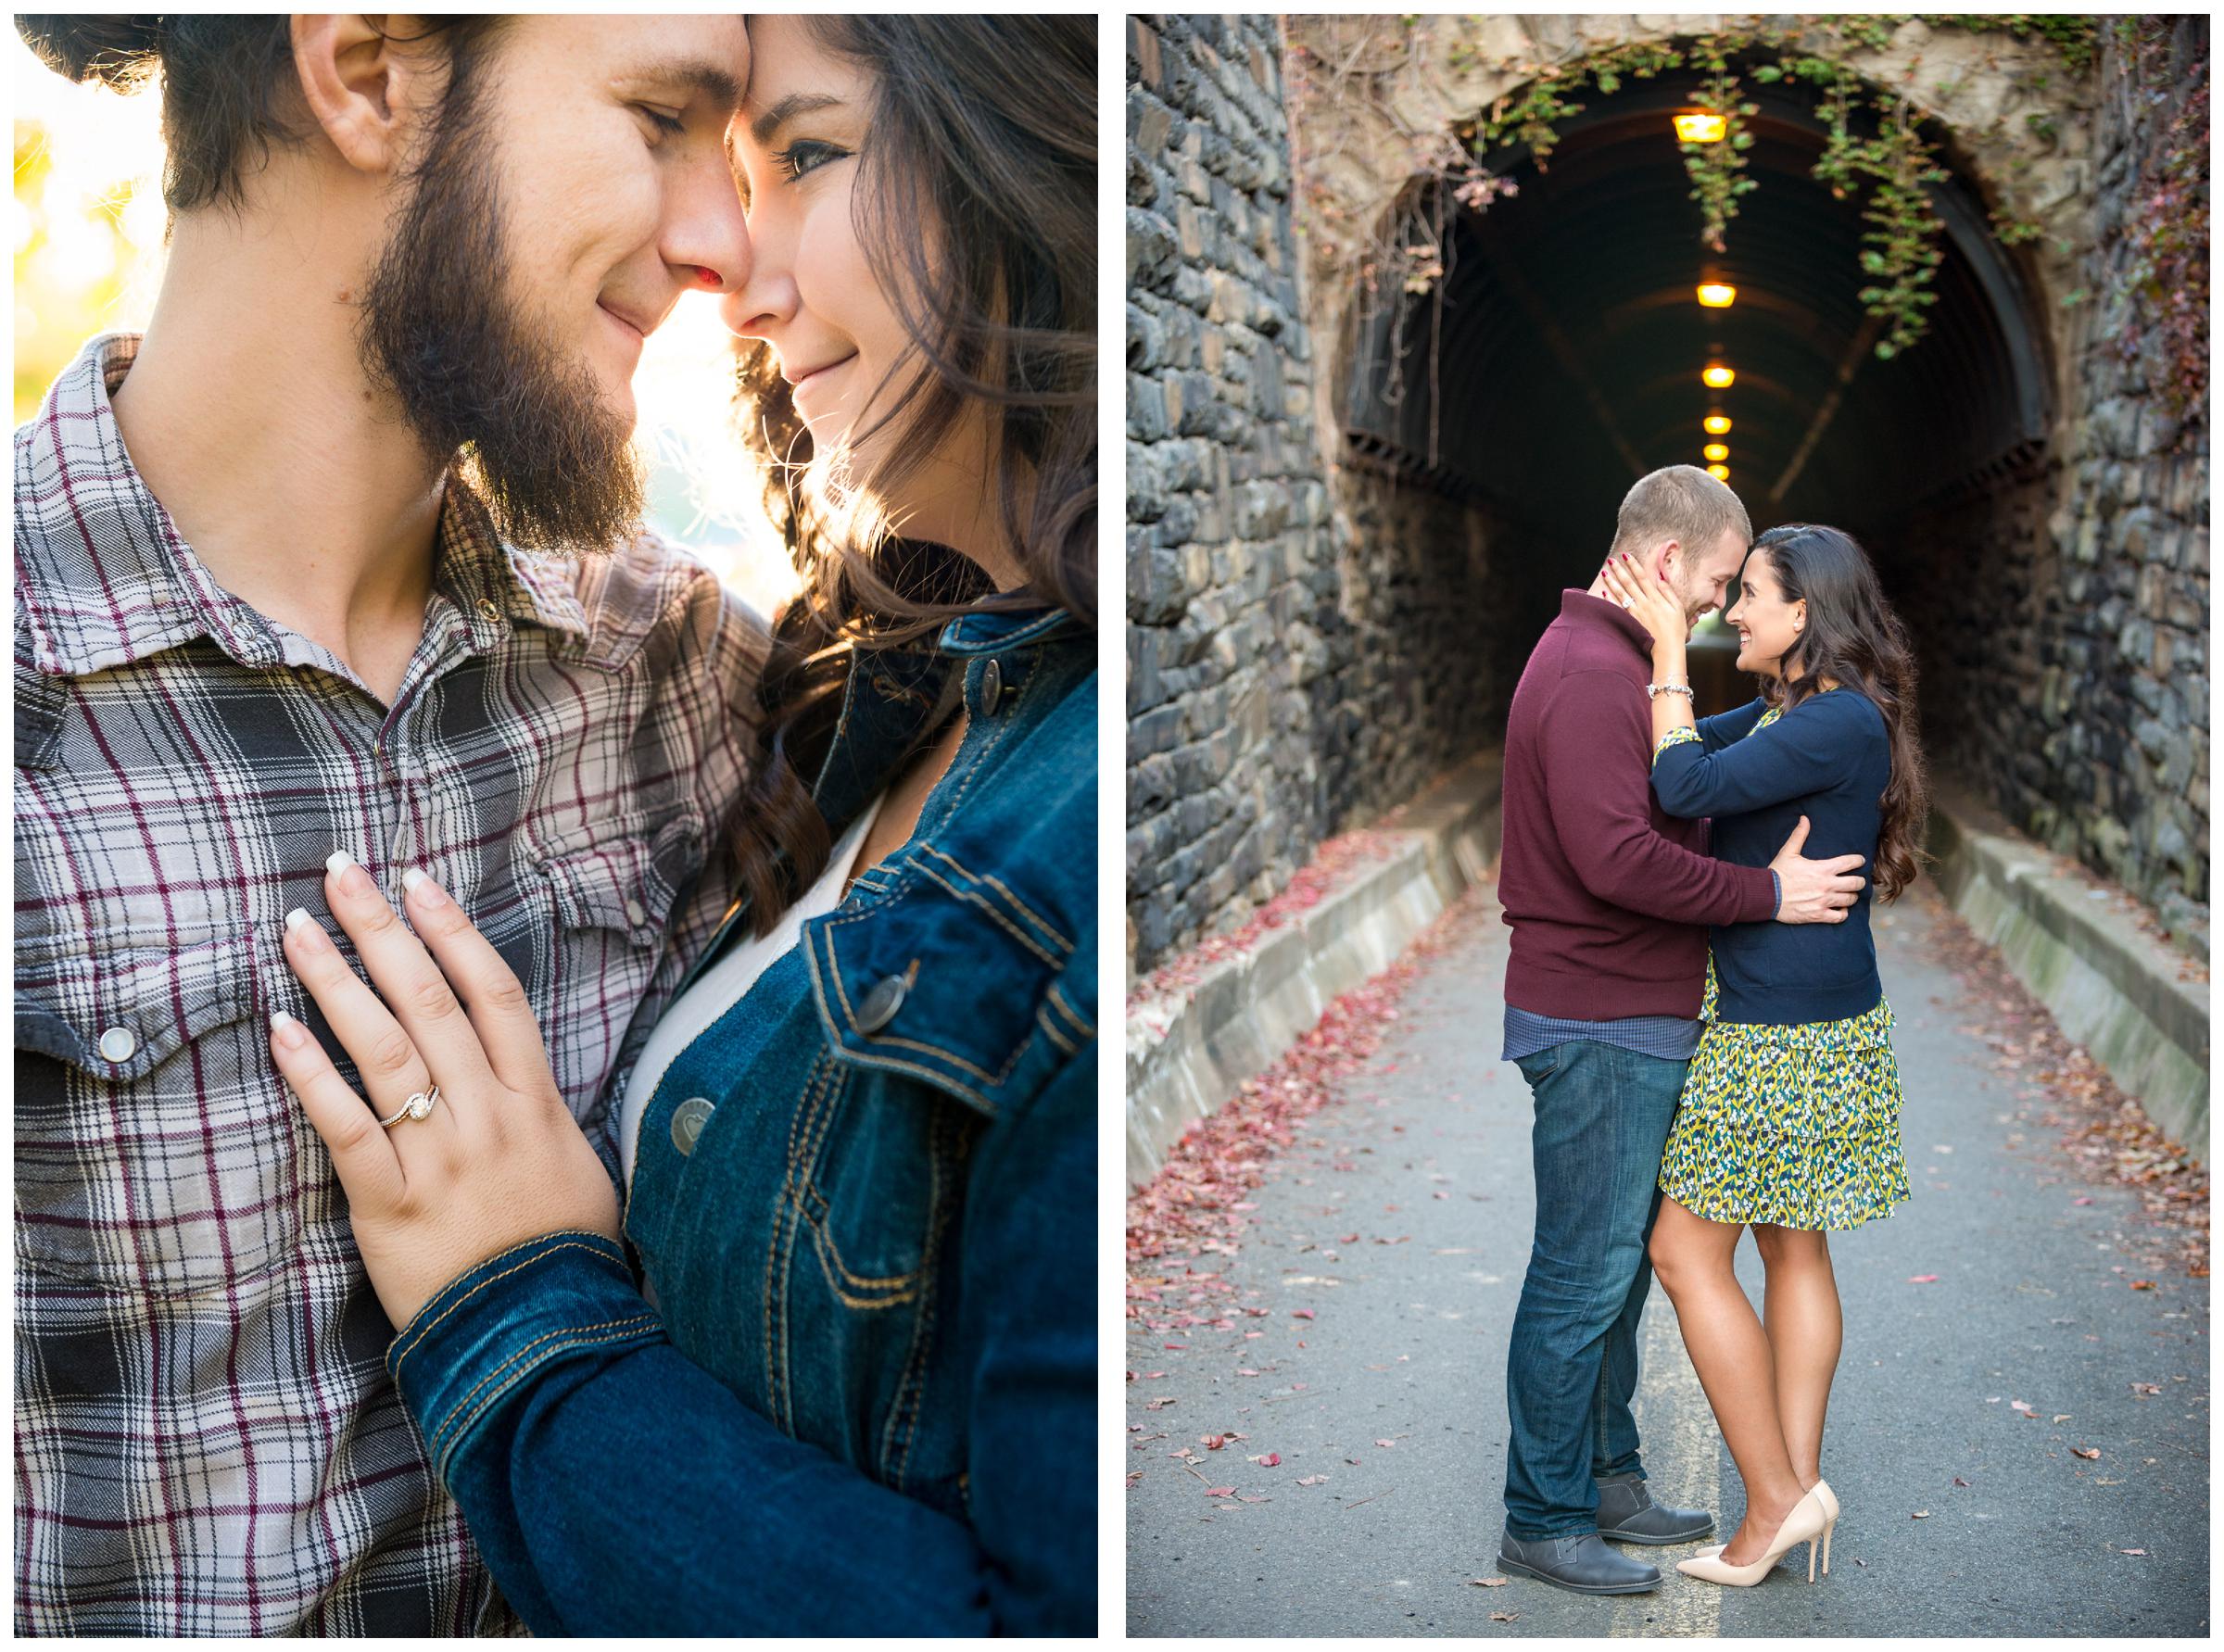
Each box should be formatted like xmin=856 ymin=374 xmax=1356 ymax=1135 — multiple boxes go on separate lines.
xmin=269 ymin=856 xmax=621 ymax=1330
xmin=1600 ymin=551 xmax=1689 ymax=659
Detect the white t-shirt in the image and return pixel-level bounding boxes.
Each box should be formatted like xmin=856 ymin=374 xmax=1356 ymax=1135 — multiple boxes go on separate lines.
xmin=617 ymin=796 xmax=886 ymax=1187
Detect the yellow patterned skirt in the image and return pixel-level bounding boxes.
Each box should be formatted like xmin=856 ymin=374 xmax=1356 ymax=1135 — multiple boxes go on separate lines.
xmin=1656 ymin=961 xmax=1911 ymax=1231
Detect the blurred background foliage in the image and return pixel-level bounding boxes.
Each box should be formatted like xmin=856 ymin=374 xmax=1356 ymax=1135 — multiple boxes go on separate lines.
xmin=11 ymin=31 xmax=798 ymax=614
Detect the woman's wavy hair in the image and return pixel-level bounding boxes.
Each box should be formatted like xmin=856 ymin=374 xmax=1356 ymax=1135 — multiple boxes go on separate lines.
xmin=1745 ymin=523 xmax=1930 ymax=902
xmin=727 ymin=15 xmax=1097 ymax=934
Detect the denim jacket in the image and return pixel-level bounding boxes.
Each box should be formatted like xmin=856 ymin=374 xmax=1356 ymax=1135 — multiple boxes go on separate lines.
xmin=385 ymin=605 xmax=1096 ymax=1635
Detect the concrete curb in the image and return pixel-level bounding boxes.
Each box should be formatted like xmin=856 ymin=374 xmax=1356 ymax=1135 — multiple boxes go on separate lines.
xmin=1926 ymin=784 xmax=2210 ymax=1163
xmin=1124 ymin=751 xmax=1503 ymax=1186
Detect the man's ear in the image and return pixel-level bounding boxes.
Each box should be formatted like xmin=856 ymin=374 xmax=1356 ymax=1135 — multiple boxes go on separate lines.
xmin=292 ymin=16 xmax=444 ymax=179
xmin=1654 ymin=539 xmax=1681 ymax=584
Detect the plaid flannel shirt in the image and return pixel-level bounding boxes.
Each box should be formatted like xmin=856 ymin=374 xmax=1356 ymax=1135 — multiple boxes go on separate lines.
xmin=13 ymin=334 xmax=764 ymax=1633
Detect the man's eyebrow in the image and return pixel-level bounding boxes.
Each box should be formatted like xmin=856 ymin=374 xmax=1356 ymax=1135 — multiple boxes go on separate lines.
xmin=622 ymin=57 xmax=745 ymax=112
xmin=749 ymin=92 xmax=844 ymax=145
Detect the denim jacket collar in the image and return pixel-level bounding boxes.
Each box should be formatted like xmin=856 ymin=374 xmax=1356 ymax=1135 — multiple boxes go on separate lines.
xmin=675 ymin=601 xmax=1087 ymax=1000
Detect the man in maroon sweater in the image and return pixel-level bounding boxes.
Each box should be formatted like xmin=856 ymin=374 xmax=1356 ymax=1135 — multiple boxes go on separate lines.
xmin=1493 ymin=466 xmax=1867 ymax=1595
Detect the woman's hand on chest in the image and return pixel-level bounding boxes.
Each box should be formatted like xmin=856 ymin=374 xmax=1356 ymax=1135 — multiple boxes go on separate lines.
xmin=268 ymin=854 xmax=621 ymax=1330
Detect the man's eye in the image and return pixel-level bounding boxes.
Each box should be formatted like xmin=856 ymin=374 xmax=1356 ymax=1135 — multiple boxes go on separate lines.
xmin=639 ymin=106 xmax=688 ymax=138
xmin=774 ymin=139 xmax=850 ymax=183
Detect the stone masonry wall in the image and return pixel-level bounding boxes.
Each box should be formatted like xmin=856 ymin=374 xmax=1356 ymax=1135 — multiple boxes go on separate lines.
xmin=1127 ymin=16 xmax=1333 ymax=974
xmin=1902 ymin=19 xmax=2208 ymax=956
xmin=1127 ymin=17 xmax=1536 ymax=977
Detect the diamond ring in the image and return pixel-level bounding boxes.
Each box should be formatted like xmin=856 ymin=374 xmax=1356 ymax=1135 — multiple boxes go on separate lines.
xmin=378 ymin=1086 xmax=441 ymax=1129
xmin=1618 ymin=597 xmax=1636 ymax=611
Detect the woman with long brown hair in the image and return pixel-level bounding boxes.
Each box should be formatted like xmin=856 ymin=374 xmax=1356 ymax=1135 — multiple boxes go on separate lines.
xmin=263 ymin=15 xmax=1095 ymax=1634
xmin=1600 ymin=522 xmax=1925 ymax=1590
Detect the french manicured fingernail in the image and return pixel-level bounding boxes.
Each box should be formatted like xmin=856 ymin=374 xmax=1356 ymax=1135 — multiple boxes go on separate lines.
xmin=325 ymin=849 xmax=375 ymax=899
xmin=401 ymin=867 xmax=449 ymax=907
xmin=270 ymin=1010 xmax=308 ymax=1051
xmin=284 ymin=908 xmax=328 ymax=951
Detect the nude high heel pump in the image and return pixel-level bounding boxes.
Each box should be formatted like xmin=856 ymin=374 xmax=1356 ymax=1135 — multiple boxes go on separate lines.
xmin=1691 ymin=1481 xmax=1839 ymax=1573
xmin=1674 ymin=1485 xmax=1831 ymax=1586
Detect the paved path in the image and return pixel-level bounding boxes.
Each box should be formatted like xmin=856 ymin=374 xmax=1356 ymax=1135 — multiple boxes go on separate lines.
xmin=1125 ymin=879 xmax=2209 ymax=1637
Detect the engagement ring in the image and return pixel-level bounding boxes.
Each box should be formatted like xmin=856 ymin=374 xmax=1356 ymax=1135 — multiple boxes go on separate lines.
xmin=378 ymin=1087 xmax=441 ymax=1129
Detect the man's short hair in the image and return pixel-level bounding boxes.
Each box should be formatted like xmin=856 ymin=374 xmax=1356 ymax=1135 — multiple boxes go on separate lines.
xmin=1609 ymin=465 xmax=1753 ymax=562
xmin=17 ymin=16 xmax=502 ymax=213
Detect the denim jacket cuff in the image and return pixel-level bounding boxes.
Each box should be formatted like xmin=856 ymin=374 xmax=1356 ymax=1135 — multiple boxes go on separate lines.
xmin=386 ymin=1230 xmax=662 ymax=1492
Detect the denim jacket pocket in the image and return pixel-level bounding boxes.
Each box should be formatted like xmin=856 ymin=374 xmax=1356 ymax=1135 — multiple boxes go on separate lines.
xmin=15 ymin=931 xmax=304 ymax=1294
xmin=802 ymin=844 xmax=1079 ymax=1118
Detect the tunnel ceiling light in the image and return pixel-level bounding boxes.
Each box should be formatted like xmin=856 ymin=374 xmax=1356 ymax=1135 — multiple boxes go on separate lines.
xmin=1697 ymin=283 xmax=1738 ymax=309
xmin=1703 ymin=442 xmax=1729 ymax=462
xmin=1702 ymin=362 xmax=1736 ymax=389
xmin=1706 ymin=463 xmax=1731 ymax=482
xmin=1704 ymin=413 xmax=1733 ymax=435
xmin=1674 ymin=111 xmax=1728 ymax=144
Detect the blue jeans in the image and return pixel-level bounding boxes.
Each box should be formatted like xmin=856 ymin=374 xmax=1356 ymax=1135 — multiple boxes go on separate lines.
xmin=1502 ymin=1040 xmax=1687 ymax=1539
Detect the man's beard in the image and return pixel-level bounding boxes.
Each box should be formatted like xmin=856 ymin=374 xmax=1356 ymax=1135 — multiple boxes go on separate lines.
xmin=358 ymin=81 xmax=644 ymax=552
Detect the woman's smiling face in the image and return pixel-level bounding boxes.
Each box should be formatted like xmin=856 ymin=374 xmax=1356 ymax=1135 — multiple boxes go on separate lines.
xmin=721 ymin=17 xmax=915 ymax=467
xmin=1723 ymin=547 xmax=1807 ymax=679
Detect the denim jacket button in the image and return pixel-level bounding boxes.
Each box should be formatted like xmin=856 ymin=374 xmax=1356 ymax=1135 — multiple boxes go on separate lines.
xmin=669 ymin=1096 xmax=715 ymax=1155
xmin=855 ymin=973 xmax=909 ymax=1033
xmin=979 ymin=657 xmax=1004 ymax=714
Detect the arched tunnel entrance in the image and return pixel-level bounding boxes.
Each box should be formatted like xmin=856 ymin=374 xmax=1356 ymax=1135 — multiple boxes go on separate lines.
xmin=1124 ymin=13 xmax=2204 ymax=978
xmin=1341 ymin=61 xmax=2056 ymax=725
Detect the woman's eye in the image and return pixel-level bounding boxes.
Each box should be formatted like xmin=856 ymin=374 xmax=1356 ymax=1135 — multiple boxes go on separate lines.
xmin=773 ymin=139 xmax=850 ymax=183
xmin=638 ymin=106 xmax=688 ymax=138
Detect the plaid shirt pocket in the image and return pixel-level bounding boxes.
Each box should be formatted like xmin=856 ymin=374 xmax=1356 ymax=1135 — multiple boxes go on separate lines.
xmin=16 ymin=931 xmax=303 ymax=1295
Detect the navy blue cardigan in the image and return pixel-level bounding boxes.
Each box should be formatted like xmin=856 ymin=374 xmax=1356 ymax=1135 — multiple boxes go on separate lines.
xmin=1650 ymin=689 xmax=1891 ymax=1026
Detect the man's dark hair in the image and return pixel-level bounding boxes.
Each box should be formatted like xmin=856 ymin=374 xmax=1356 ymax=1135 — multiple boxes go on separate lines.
xmin=16 ymin=15 xmax=499 ymax=212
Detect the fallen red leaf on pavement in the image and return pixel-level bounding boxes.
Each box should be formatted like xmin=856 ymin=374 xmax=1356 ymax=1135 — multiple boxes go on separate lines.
xmin=2072 ymin=1446 xmax=2100 ymax=1459
xmin=2121 ymin=1548 xmax=2147 ymax=1557
xmin=1292 ymin=1308 xmax=1316 ymax=1320
xmin=1952 ymin=1476 xmax=1969 ymax=1486
xmin=1298 ymin=1474 xmax=1329 ymax=1486
xmin=1205 ymin=1486 xmax=1234 ymax=1497
xmin=1470 ymin=1576 xmax=1508 ymax=1587
xmin=2129 ymin=1280 xmax=2159 ymax=1290
xmin=1489 ymin=1610 xmax=1520 ymax=1622
xmin=1374 ymin=1438 xmax=1396 ymax=1449
xmin=1249 ymin=1452 xmax=1281 ymax=1467
xmin=1907 ymin=1274 xmax=1940 ymax=1283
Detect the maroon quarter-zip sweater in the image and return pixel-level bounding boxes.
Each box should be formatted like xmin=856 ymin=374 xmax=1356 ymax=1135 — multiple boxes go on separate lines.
xmin=1499 ymin=590 xmax=1777 ymax=1020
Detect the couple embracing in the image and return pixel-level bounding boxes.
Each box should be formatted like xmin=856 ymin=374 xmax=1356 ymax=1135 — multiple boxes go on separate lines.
xmin=1496 ymin=465 xmax=1927 ymax=1594
xmin=16 ymin=14 xmax=1092 ymax=1636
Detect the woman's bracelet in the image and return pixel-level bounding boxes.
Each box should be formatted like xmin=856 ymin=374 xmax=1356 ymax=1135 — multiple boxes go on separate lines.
xmin=1645 ymin=681 xmax=1694 ymax=701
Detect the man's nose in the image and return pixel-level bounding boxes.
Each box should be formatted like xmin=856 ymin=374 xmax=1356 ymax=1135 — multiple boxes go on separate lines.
xmin=673 ymin=159 xmax=752 ymax=294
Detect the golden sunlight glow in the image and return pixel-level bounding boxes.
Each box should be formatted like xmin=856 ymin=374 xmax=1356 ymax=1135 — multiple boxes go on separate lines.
xmin=1696 ymin=282 xmax=1737 ymax=309
xmin=1703 ymin=413 xmax=1732 ymax=435
xmin=1703 ymin=442 xmax=1728 ymax=462
xmin=1674 ymin=111 xmax=1727 ymax=144
xmin=1701 ymin=362 xmax=1736 ymax=389
xmin=12 ymin=32 xmax=798 ymax=614
xmin=1706 ymin=463 xmax=1730 ymax=482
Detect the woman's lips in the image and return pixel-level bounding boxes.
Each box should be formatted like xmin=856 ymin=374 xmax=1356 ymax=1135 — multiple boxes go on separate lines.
xmin=790 ymin=354 xmax=855 ymax=402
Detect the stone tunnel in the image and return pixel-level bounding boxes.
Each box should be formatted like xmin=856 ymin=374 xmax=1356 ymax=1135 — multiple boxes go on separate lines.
xmin=1126 ymin=13 xmax=2209 ymax=977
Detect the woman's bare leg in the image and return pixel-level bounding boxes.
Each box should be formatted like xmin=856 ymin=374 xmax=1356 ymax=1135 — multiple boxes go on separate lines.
xmin=1751 ymin=1222 xmax=1842 ymax=1487
xmin=1648 ymin=1196 xmax=1807 ymax=1565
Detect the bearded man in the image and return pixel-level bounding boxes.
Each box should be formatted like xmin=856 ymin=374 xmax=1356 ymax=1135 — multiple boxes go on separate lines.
xmin=13 ymin=15 xmax=761 ymax=1633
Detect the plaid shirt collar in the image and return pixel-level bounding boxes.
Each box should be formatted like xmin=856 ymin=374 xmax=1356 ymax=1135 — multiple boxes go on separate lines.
xmin=17 ymin=332 xmax=591 ymax=681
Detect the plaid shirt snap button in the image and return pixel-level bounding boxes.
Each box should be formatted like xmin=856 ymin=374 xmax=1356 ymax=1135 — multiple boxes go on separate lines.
xmin=97 ymin=1028 xmax=137 ymax=1064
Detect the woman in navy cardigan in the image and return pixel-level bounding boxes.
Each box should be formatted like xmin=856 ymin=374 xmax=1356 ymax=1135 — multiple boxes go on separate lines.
xmin=1600 ymin=523 xmax=1928 ymax=1590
